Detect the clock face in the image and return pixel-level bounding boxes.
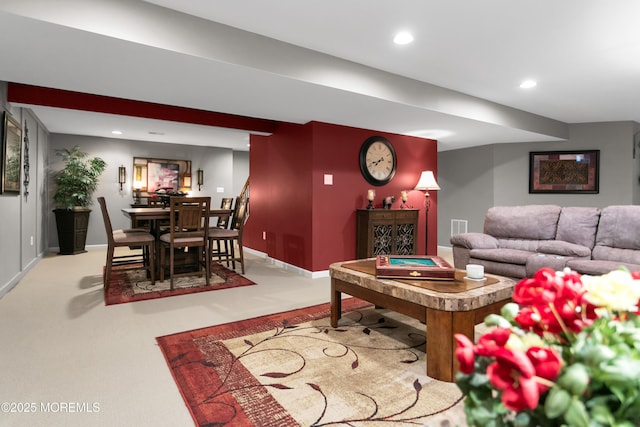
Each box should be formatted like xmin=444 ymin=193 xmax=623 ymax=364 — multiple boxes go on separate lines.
xmin=359 ymin=136 xmax=397 ymax=186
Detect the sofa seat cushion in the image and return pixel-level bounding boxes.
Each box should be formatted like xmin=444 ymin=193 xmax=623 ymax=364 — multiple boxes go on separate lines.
xmin=450 ymin=232 xmax=498 ymax=249
xmin=526 ymin=253 xmax=571 ymax=277
xmin=566 ymin=259 xmax=640 ymax=276
xmin=495 ymin=238 xmax=546 ymax=252
xmin=591 ymin=245 xmax=640 ymax=265
xmin=537 ymin=241 xmax=592 ymax=257
xmin=484 ymin=205 xmax=561 ymax=240
xmin=469 ymin=248 xmax=534 ymax=265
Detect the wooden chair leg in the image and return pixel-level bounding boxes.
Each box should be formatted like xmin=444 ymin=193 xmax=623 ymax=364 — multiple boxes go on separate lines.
xmin=237 ymin=237 xmax=245 ymax=274
xmin=160 ymin=244 xmax=168 ymax=283
xmin=104 ymin=245 xmax=115 ymax=292
xmin=169 ymin=244 xmax=175 ymax=289
xmin=149 ymin=241 xmax=155 ymax=285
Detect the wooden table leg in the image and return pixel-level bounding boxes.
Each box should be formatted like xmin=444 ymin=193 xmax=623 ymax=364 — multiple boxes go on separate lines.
xmin=426 ymin=308 xmax=475 ymax=382
xmin=330 ymin=278 xmax=342 ymax=328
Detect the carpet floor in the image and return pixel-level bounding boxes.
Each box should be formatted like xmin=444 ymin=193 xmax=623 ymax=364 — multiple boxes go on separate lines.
xmin=105 ymin=263 xmax=256 ymax=305
xmin=156 ymin=298 xmax=467 ymax=426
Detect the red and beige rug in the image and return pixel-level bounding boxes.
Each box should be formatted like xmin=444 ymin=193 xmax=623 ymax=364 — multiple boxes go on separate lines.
xmin=104 ymin=263 xmax=256 ymax=305
xmin=156 ymin=299 xmax=466 ymax=426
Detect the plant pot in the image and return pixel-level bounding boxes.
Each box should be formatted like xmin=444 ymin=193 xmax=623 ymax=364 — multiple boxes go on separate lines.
xmin=54 ymin=208 xmax=91 ymax=255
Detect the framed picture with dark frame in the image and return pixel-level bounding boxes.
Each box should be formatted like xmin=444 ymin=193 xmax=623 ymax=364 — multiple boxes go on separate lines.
xmin=1 ymin=111 xmax=22 ymax=194
xmin=529 ymin=150 xmax=599 ymax=194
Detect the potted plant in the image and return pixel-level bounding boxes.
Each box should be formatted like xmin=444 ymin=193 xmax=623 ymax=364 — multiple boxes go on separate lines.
xmin=53 ymin=145 xmax=107 ymax=254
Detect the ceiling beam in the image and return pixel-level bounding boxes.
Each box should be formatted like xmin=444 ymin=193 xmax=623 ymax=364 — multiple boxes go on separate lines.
xmin=7 ymin=82 xmax=279 ymax=134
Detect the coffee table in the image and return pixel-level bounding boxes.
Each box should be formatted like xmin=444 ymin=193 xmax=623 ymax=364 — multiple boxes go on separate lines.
xmin=329 ymin=259 xmax=516 ymax=382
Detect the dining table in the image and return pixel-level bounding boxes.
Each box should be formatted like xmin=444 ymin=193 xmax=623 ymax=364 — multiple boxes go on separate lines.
xmin=121 ymin=207 xmax=233 ymax=277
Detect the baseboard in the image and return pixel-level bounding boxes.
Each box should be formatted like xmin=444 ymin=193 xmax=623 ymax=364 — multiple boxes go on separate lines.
xmin=244 ymin=248 xmax=329 ymax=279
xmin=0 ymin=253 xmax=43 ymax=299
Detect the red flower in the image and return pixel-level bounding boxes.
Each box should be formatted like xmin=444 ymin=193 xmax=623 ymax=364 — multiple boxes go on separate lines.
xmin=487 ymin=348 xmax=539 ymax=411
xmin=454 ymin=334 xmax=476 ymax=374
xmin=476 ymin=327 xmax=510 ymax=357
xmin=526 ymin=347 xmax=561 ymax=393
xmin=513 ymin=268 xmax=598 ymax=337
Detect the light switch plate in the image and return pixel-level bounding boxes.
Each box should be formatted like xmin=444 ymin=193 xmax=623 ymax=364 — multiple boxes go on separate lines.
xmin=324 ymin=174 xmax=333 ymax=185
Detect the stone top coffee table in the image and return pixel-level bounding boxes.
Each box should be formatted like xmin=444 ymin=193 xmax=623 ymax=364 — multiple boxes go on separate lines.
xmin=329 ymin=259 xmax=516 ymax=382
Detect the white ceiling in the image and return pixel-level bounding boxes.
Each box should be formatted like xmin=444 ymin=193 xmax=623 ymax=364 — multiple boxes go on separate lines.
xmin=1 ymin=0 xmax=639 ymax=152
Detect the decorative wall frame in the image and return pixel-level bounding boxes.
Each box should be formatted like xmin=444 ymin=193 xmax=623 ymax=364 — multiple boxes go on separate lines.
xmin=1 ymin=111 xmax=22 ymax=194
xmin=132 ymin=157 xmax=192 ymax=194
xmin=529 ymin=150 xmax=599 ymax=194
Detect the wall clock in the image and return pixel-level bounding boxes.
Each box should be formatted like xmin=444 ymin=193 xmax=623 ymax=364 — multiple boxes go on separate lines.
xmin=359 ymin=136 xmax=397 ymax=186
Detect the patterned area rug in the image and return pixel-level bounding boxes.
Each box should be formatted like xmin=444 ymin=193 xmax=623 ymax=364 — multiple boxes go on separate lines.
xmin=156 ymin=298 xmax=467 ymax=426
xmin=104 ymin=263 xmax=256 ymax=305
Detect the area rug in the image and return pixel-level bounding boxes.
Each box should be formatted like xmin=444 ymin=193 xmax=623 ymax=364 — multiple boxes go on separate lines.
xmin=156 ymin=298 xmax=466 ymax=426
xmin=104 ymin=263 xmax=256 ymax=306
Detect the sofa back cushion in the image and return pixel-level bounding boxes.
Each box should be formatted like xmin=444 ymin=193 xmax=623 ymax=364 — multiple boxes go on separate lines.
xmin=555 ymin=207 xmax=601 ymax=249
xmin=594 ymin=205 xmax=640 ymax=251
xmin=484 ymin=205 xmax=562 ymax=240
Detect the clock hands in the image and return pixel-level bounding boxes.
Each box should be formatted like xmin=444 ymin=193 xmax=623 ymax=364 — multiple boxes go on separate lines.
xmin=368 ymin=157 xmax=385 ymax=168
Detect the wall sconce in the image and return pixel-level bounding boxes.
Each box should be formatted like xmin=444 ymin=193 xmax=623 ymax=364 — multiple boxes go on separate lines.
xmin=414 ymin=171 xmax=440 ymax=254
xmin=197 ymin=168 xmax=204 ymax=191
xmin=118 ymin=165 xmax=126 ymax=191
xmin=182 ymin=173 xmax=192 ymax=189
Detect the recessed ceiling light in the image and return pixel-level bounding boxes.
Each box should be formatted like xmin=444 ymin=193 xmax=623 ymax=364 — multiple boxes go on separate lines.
xmin=111 ymin=130 xmax=122 ymax=135
xmin=520 ymin=80 xmax=537 ymax=89
xmin=394 ymin=32 xmax=414 ymax=45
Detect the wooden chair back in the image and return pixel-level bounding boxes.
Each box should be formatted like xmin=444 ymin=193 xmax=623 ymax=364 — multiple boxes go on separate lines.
xmin=97 ymin=196 xmax=115 ymax=242
xmin=216 ymin=197 xmax=234 ymax=228
xmin=168 ymin=197 xmax=210 ymax=239
xmin=230 ymin=196 xmax=249 ymax=232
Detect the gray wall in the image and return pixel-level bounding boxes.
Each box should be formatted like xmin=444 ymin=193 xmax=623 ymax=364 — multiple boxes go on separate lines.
xmin=438 ymin=121 xmax=639 ymax=247
xmin=0 ymin=91 xmax=50 ymax=297
xmin=47 ymin=135 xmax=249 ymax=248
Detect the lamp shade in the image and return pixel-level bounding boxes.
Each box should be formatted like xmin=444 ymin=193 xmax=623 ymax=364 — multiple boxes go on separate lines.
xmin=414 ymin=171 xmax=440 ymax=191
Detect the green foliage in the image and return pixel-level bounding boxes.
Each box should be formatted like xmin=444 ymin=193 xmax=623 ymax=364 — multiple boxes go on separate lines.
xmin=53 ymin=146 xmax=106 ymax=209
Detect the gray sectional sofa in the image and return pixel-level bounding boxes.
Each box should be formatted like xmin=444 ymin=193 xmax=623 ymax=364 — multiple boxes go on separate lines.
xmin=450 ymin=204 xmax=640 ymax=278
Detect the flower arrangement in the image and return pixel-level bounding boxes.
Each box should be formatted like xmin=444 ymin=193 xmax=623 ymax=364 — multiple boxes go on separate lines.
xmin=455 ymin=267 xmax=640 ymax=427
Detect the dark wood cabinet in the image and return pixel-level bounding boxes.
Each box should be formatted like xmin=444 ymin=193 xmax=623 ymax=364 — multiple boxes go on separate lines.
xmin=356 ymin=209 xmax=419 ymax=259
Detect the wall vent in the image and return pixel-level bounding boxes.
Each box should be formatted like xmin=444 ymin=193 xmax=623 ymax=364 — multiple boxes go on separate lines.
xmin=451 ymin=219 xmax=468 ymax=237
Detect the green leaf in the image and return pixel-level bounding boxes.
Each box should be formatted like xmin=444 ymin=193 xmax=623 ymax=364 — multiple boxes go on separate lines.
xmin=564 ymin=398 xmax=589 ymax=427
xmin=544 ymin=387 xmax=571 ymax=419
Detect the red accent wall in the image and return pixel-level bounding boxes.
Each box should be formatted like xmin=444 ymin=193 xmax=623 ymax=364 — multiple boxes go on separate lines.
xmin=245 ymin=121 xmax=438 ymax=272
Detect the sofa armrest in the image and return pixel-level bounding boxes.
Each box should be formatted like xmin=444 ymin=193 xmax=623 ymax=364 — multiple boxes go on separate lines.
xmin=450 ymin=232 xmax=499 ymax=250
xmin=537 ymin=241 xmax=591 ymax=258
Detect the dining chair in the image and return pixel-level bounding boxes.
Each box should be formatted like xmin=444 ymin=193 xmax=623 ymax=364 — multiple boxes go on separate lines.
xmin=209 ymin=196 xmax=249 ymax=274
xmin=159 ymin=196 xmax=211 ymax=289
xmin=215 ymin=197 xmax=234 ymax=229
xmin=97 ymin=197 xmax=155 ymax=293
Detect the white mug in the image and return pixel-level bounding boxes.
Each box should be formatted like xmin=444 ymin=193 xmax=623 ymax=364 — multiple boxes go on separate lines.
xmin=466 ymin=264 xmax=484 ymax=279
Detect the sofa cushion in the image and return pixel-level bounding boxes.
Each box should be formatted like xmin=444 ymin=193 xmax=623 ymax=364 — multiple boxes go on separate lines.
xmin=450 ymin=232 xmax=498 ymax=249
xmin=595 ymin=205 xmax=640 ymax=250
xmin=537 ymin=241 xmax=592 ymax=257
xmin=484 ymin=205 xmax=561 ymax=240
xmin=555 ymin=207 xmax=601 ymax=249
xmin=495 ymin=238 xmax=546 ymax=252
xmin=469 ymin=248 xmax=534 ymax=265
xmin=592 ymin=245 xmax=640 ymax=265
xmin=566 ymin=259 xmax=640 ymax=275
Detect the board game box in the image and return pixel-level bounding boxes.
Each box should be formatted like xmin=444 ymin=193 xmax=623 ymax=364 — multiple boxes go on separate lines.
xmin=375 ymin=255 xmax=456 ymax=280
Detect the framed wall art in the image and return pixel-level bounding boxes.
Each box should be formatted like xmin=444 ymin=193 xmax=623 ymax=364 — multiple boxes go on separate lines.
xmin=529 ymin=150 xmax=599 ymax=194
xmin=1 ymin=111 xmax=22 ymax=194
